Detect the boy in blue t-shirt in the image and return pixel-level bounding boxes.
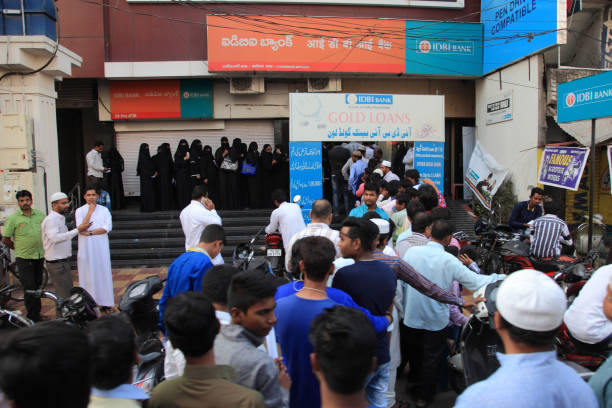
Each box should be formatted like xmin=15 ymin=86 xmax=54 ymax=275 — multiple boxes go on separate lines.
xmin=275 ymin=236 xmax=338 ymax=408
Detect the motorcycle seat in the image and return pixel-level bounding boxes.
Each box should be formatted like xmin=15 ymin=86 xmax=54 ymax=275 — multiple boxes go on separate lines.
xmin=529 ymin=257 xmax=573 ymax=273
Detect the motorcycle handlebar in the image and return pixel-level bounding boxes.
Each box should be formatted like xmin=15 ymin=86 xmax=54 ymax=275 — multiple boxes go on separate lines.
xmin=24 ymin=289 xmax=60 ymax=305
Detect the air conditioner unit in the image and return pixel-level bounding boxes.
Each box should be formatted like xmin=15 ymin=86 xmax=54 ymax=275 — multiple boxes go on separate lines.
xmin=230 ymin=77 xmax=265 ymax=94
xmin=308 ymin=78 xmax=342 ymax=93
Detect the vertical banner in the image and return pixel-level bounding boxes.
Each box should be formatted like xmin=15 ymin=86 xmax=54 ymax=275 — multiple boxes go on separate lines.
xmin=538 ymin=146 xmax=590 ymax=191
xmin=608 ymin=145 xmax=612 ymax=194
xmin=414 ymin=142 xmax=445 ymax=194
xmin=465 ymin=142 xmax=508 ymax=210
xmin=462 ymin=127 xmax=475 ymax=200
xmin=289 ymin=141 xmax=323 ymax=224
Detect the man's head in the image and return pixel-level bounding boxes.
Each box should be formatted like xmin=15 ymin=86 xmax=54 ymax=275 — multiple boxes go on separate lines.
xmin=543 ymin=199 xmax=559 ymax=216
xmin=494 ymin=269 xmax=566 ymax=351
xmin=0 ymin=321 xmax=91 ymax=408
xmin=15 ymin=190 xmax=32 ymax=212
xmin=164 ymin=291 xmax=220 ymax=358
xmin=380 ymin=160 xmax=392 ymax=174
xmin=351 ymin=150 xmax=362 ymax=163
xmin=191 ymin=185 xmax=209 ymax=201
xmin=201 ymin=265 xmax=241 ymax=310
xmin=398 ymin=179 xmax=414 ymax=195
xmin=199 ymin=224 xmax=226 ymax=259
xmin=271 ymin=189 xmax=287 ymax=207
xmin=339 ymin=217 xmax=379 ymax=258
xmin=309 ymin=306 xmax=377 ymax=397
xmin=362 ymin=183 xmax=379 ymax=208
xmin=310 ymin=199 xmax=333 ymax=225
xmin=50 ymin=192 xmax=71 ymax=215
xmin=395 ymin=194 xmax=410 ymax=212
xmin=405 ymin=169 xmax=420 ymax=185
xmin=93 ymin=140 xmax=104 ymax=152
xmin=298 ymin=236 xmax=336 ymax=283
xmin=227 ymin=271 xmax=279 ymax=337
xmin=412 ymin=212 xmax=434 ymax=237
xmin=83 ymin=186 xmax=100 ymax=205
xmin=430 ymin=219 xmax=455 ymax=246
xmin=418 ymin=184 xmax=438 ymax=211
xmin=387 ymin=180 xmax=399 ymax=198
xmin=431 ymin=207 xmax=451 ymax=221
xmin=406 ymin=200 xmax=426 ymax=222
xmin=87 ymin=314 xmax=136 ymax=390
xmin=373 ymin=147 xmax=383 ymax=161
xmin=366 ymin=217 xmax=393 ymax=249
xmin=529 ymin=187 xmax=544 ymax=207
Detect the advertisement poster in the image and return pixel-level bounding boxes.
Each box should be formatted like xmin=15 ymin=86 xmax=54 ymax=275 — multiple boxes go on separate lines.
xmin=414 ymin=142 xmax=445 ymax=194
xmin=538 ymin=146 xmax=590 ymax=191
xmin=608 ymin=145 xmax=612 ymax=194
xmin=207 ymin=16 xmax=405 ymax=73
xmin=289 ymin=93 xmax=444 ymax=143
xmin=289 ymin=141 xmax=323 ymax=223
xmin=465 ymin=142 xmax=508 ymax=210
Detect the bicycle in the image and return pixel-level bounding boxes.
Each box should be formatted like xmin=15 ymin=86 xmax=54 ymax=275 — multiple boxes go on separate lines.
xmin=0 ymin=241 xmax=49 ymax=302
xmin=0 ymin=285 xmax=34 ymax=329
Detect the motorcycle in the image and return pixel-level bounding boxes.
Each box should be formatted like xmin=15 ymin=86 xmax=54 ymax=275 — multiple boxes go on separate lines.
xmin=118 ymin=275 xmax=166 ymax=394
xmin=25 ymin=286 xmax=100 ymax=328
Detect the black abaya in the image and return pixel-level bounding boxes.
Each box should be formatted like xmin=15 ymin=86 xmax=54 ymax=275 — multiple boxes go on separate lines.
xmin=156 ymin=145 xmax=174 ymax=210
xmin=136 ymin=143 xmax=157 ymax=212
xmin=174 ymin=140 xmax=190 ymax=210
xmin=201 ymin=146 xmax=218 ymax=205
xmin=226 ymin=139 xmax=242 ymax=210
xmin=188 ymin=140 xmax=203 ymax=198
xmin=245 ymin=142 xmax=260 ymax=209
xmin=215 ymin=142 xmax=231 ymax=210
xmin=107 ymin=147 xmax=125 ymax=210
xmin=260 ymin=149 xmax=274 ymax=208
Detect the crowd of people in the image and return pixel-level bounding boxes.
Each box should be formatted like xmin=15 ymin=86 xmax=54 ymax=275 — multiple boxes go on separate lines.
xmin=2 ymin=141 xmax=612 ymax=408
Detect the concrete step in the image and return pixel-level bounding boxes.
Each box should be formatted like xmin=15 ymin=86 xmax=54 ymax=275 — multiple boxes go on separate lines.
xmin=110 ymin=209 xmax=272 ymax=221
xmin=110 ymin=217 xmax=270 ymax=230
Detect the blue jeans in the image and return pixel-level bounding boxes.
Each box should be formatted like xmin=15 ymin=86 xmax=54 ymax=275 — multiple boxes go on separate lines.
xmin=331 ymin=174 xmax=351 ymax=214
xmin=365 ymin=361 xmax=391 ymax=408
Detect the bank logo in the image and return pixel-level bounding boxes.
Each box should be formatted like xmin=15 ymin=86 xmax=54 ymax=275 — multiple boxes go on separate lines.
xmin=419 ymin=40 xmax=431 ymax=53
xmin=183 ymin=91 xmax=190 ymax=98
xmin=566 ymin=92 xmax=576 ymax=107
xmin=346 ymin=94 xmax=358 ymax=105
xmin=345 ymin=94 xmax=393 ymax=105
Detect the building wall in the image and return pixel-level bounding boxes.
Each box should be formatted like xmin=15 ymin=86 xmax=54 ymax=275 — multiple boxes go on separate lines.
xmin=475 ymin=56 xmax=545 ymax=201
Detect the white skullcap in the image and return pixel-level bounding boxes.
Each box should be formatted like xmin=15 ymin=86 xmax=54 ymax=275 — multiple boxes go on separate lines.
xmin=373 ymin=169 xmax=384 ymax=177
xmin=369 ymin=218 xmax=390 ymax=234
xmin=496 ymin=269 xmax=566 ymax=332
xmin=50 ymin=192 xmax=69 ymax=203
xmin=381 ymin=160 xmax=392 ymax=168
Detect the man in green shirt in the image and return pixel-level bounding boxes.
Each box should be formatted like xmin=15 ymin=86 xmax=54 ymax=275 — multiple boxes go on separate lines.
xmin=2 ymin=190 xmax=45 ymax=321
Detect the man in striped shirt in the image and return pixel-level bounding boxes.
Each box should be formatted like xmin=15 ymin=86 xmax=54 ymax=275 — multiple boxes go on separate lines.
xmin=530 ymin=200 xmax=573 ymax=259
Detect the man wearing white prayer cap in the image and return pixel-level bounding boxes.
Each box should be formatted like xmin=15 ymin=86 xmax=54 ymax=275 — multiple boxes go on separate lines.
xmin=455 ymin=269 xmax=598 ymax=408
xmin=380 ymin=160 xmax=399 ymax=182
xmin=41 ymin=192 xmax=90 ymax=306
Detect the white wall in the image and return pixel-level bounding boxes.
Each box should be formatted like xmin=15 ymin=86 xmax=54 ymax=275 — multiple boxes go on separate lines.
xmin=475 ymin=56 xmax=546 ymax=201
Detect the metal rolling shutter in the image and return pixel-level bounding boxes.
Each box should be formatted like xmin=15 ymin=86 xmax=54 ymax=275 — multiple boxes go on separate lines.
xmin=116 ymin=120 xmax=274 ymax=196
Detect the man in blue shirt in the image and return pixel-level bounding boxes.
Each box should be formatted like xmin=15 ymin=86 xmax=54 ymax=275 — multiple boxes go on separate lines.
xmin=275 ymin=236 xmax=339 ymax=408
xmin=402 ymin=219 xmax=504 ymax=407
xmin=349 ymin=183 xmax=389 ymax=220
xmin=158 ymin=224 xmax=226 ymax=330
xmin=508 ymin=187 xmax=543 ymax=232
xmin=455 ymin=269 xmax=598 ymax=408
xmin=348 ymin=152 xmax=368 ymax=195
xmin=333 ymin=217 xmax=396 ymax=408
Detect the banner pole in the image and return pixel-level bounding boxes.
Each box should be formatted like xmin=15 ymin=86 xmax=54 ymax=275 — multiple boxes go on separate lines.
xmin=588 ymin=118 xmax=595 ymax=252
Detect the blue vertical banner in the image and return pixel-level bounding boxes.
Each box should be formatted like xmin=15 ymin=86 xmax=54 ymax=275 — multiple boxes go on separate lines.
xmin=414 ymin=142 xmax=445 ymax=194
xmin=289 ymin=141 xmax=323 ymax=224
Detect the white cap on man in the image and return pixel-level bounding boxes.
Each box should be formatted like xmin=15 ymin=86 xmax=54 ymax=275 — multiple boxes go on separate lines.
xmin=50 ymin=192 xmax=69 ymax=203
xmin=381 ymin=160 xmax=392 ymax=168
xmin=496 ymin=269 xmax=566 ymax=331
xmin=369 ymin=218 xmax=390 ymax=234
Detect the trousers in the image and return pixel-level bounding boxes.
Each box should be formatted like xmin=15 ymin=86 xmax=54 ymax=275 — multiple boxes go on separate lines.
xmin=15 ymin=257 xmax=44 ymax=321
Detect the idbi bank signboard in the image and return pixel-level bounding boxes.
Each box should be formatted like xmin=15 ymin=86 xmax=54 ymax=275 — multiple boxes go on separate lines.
xmin=557 ymin=70 xmax=612 ymax=123
xmin=481 ymin=0 xmax=566 ymax=74
xmin=290 ymin=93 xmax=444 ymax=142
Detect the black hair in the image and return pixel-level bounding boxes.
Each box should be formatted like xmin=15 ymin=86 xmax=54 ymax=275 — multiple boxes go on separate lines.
xmin=543 ymin=200 xmax=558 ymax=216
xmin=379 ymin=180 xmax=389 ymax=191
xmin=431 ymin=219 xmax=455 ymax=241
xmin=311 ymin=199 xmax=332 ymax=220
xmin=200 ymin=224 xmax=226 ymax=245
xmin=15 ymin=190 xmax=32 ymax=200
xmin=386 ymin=180 xmax=400 ymax=197
xmin=412 ymin=212 xmax=433 ymax=234
xmin=191 ymin=185 xmax=209 ymax=200
xmin=87 ymin=314 xmax=136 ymax=390
xmin=399 ymin=179 xmax=414 ymax=190
xmin=361 ymin=212 xmax=381 ymax=220
xmin=164 ymin=291 xmax=220 ymax=357
xmin=83 ymin=185 xmax=101 ymax=196
xmin=445 ymin=245 xmax=459 ymax=257
xmin=418 ymin=184 xmax=438 ymax=211
xmin=0 ymin=321 xmax=91 ymax=408
xmin=406 ymin=200 xmax=426 ymax=221
xmin=298 ymin=236 xmax=336 ymax=282
xmin=363 ymin=182 xmax=379 ymax=194
xmin=460 ymin=244 xmax=477 ymax=260
xmin=367 ymin=158 xmax=378 ymax=170
xmin=499 ymin=315 xmax=559 ymax=348
xmin=396 ymin=193 xmax=411 ymax=206
xmin=405 ymin=169 xmax=420 ymax=183
xmin=271 ymin=189 xmax=287 ymax=204
xmin=227 ymin=270 xmax=279 ymax=312
xmin=289 ymin=238 xmax=305 ymax=277
xmin=201 ymin=265 xmax=241 ymax=305
xmin=530 ymin=187 xmax=544 ymax=197
xmin=341 ymin=217 xmax=379 ymax=252
xmin=93 ymin=140 xmax=104 ymax=147
xmin=431 ymin=207 xmax=451 ymax=221
xmin=309 ymin=306 xmax=377 ymax=395
xmin=369 ymin=173 xmax=382 ymax=186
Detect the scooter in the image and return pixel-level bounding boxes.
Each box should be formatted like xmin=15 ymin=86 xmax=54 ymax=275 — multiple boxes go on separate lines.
xmin=118 ymin=275 xmax=166 ymax=394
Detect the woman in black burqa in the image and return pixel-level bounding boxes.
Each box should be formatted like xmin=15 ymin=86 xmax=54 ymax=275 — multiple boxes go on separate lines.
xmin=226 ymin=138 xmax=243 ymax=210
xmin=188 ymin=139 xmax=203 ymax=197
xmin=215 ymin=137 xmax=231 ymax=210
xmin=272 ymin=144 xmax=289 ymax=192
xmin=106 ymin=147 xmax=125 ymax=210
xmin=260 ymin=144 xmax=274 ymax=208
xmin=154 ymin=143 xmax=174 ymax=211
xmin=174 ymin=139 xmax=190 ymax=210
xmin=245 ymin=142 xmax=260 ymax=209
xmin=201 ymin=145 xmax=218 ymax=204
xmin=136 ymin=143 xmax=157 ymax=212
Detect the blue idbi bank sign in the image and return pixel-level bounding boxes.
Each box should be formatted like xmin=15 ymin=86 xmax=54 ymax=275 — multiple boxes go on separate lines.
xmin=345 ymin=94 xmax=393 ymax=105
xmin=482 ymin=0 xmax=566 ymax=74
xmin=558 ymin=70 xmax=612 ymax=123
xmin=405 ymin=21 xmax=482 ymax=76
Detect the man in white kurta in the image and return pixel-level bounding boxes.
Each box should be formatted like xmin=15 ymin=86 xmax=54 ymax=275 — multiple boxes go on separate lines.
xmin=75 ymin=195 xmax=114 ymax=307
